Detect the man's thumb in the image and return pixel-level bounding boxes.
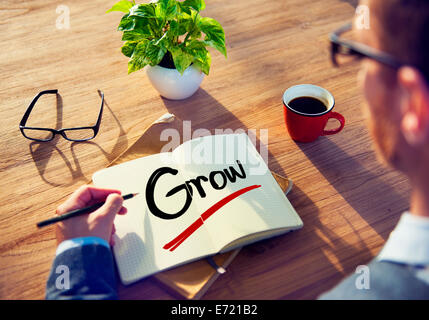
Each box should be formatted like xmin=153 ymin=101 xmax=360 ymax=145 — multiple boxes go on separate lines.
xmin=96 ymin=193 xmax=123 ymax=219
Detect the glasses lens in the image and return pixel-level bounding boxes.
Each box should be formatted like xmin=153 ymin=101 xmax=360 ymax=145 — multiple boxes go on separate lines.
xmin=63 ymin=128 xmax=95 ymax=141
xmin=335 ymin=46 xmax=362 ymax=66
xmin=333 ymin=25 xmax=362 ymax=67
xmin=22 ymin=128 xmax=54 ymax=141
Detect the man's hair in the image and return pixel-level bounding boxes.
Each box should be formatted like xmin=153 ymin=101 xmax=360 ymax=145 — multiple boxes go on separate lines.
xmin=374 ymin=0 xmax=429 ymax=82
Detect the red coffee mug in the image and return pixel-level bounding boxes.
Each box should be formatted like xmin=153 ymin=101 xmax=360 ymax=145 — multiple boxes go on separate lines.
xmin=283 ymin=84 xmax=345 ymax=143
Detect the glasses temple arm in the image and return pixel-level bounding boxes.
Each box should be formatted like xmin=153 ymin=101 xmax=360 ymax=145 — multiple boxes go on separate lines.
xmin=94 ymin=89 xmax=104 ymax=130
xmin=19 ymin=89 xmax=58 ymax=127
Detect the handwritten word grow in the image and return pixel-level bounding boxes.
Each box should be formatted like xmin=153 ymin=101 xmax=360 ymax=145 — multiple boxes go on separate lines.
xmin=146 ymin=160 xmax=246 ymax=220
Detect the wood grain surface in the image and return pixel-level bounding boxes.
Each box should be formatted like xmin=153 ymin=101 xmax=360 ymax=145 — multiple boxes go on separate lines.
xmin=0 ymin=0 xmax=410 ymax=299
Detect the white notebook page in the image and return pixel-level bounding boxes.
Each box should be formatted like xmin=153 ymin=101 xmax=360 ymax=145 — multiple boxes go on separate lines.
xmin=92 ymin=133 xmax=303 ymax=284
xmin=93 ymin=153 xmax=217 ymax=284
xmin=172 ymin=134 xmax=302 ymax=252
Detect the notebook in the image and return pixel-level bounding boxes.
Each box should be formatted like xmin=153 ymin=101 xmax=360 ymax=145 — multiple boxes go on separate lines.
xmin=93 ymin=133 xmax=303 ymax=285
xmin=95 ymin=113 xmax=292 ymax=299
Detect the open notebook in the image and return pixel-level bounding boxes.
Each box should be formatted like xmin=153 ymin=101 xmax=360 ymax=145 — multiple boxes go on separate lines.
xmin=93 ymin=133 xmax=303 ymax=285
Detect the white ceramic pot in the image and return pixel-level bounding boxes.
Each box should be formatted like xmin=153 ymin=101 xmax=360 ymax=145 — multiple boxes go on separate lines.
xmin=146 ymin=64 xmax=205 ymax=100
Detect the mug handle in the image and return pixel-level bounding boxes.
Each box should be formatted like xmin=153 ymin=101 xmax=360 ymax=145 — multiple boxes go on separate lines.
xmin=322 ymin=112 xmax=345 ymax=136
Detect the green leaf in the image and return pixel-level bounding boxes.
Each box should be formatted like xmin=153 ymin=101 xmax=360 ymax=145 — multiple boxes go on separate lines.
xmin=177 ymin=2 xmax=191 ymax=14
xmin=172 ymin=11 xmax=193 ymax=35
xmin=184 ymin=40 xmax=210 ymax=75
xmin=129 ymin=3 xmax=156 ymax=18
xmin=180 ymin=9 xmax=201 ymax=45
xmin=189 ymin=29 xmax=202 ymax=40
xmin=188 ymin=9 xmax=203 ymax=37
xmin=129 ymin=4 xmax=162 ymax=36
xmin=194 ymin=53 xmax=211 ymax=75
xmin=128 ymin=40 xmax=150 ymax=73
xmin=193 ymin=54 xmax=210 ymax=75
xmin=121 ymin=18 xmax=153 ymax=40
xmin=181 ymin=0 xmax=205 ymax=12
xmin=198 ymin=17 xmax=227 ymax=58
xmin=156 ymin=0 xmax=177 ymax=21
xmin=204 ymin=38 xmax=226 ymax=58
xmin=122 ymin=30 xmax=148 ymax=41
xmin=121 ymin=41 xmax=138 ymax=57
xmin=118 ymin=13 xmax=136 ymax=31
xmin=145 ymin=40 xmax=167 ymax=66
xmin=154 ymin=30 xmax=170 ymax=47
xmin=169 ymin=20 xmax=187 ymax=36
xmin=185 ymin=40 xmax=207 ymax=59
xmin=170 ymin=47 xmax=194 ymax=75
xmin=106 ymin=0 xmax=134 ymax=13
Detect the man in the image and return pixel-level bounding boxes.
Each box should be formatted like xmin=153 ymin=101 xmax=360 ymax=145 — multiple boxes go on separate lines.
xmin=47 ymin=0 xmax=429 ymax=299
xmin=320 ymin=0 xmax=429 ymax=299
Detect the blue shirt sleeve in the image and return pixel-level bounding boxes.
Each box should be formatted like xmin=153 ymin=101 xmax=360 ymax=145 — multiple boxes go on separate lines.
xmin=56 ymin=237 xmax=110 ymax=256
xmin=46 ymin=237 xmax=117 ymax=300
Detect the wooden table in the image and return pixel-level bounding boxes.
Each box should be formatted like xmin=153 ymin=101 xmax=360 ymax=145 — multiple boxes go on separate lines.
xmin=0 ymin=0 xmax=411 ymax=299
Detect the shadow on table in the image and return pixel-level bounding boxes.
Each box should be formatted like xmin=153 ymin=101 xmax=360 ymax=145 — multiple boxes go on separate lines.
xmin=340 ymin=0 xmax=358 ymax=8
xmin=160 ymin=88 xmax=370 ymax=299
xmin=30 ymin=140 xmax=85 ymax=186
xmin=297 ymin=137 xmax=408 ymax=241
xmin=161 ymin=88 xmax=286 ymax=177
xmin=29 ymin=94 xmax=128 ymax=186
xmin=284 ymin=184 xmax=373 ymax=298
xmin=205 ymin=183 xmax=373 ymax=299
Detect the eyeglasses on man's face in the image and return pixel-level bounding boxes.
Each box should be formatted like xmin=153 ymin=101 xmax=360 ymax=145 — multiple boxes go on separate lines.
xmin=19 ymin=89 xmax=104 ymax=142
xmin=329 ymin=22 xmax=405 ymax=69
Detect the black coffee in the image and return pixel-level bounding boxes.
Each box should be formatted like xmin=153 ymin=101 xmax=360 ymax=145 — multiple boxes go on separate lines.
xmin=288 ymin=96 xmax=328 ymax=114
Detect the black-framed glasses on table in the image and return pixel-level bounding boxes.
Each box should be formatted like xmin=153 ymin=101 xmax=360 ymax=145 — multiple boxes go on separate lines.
xmin=19 ymin=89 xmax=104 ymax=142
xmin=329 ymin=22 xmax=405 ymax=69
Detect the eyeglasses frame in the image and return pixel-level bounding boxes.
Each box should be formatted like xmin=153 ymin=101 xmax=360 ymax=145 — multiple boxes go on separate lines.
xmin=329 ymin=22 xmax=405 ymax=69
xmin=19 ymin=89 xmax=104 ymax=142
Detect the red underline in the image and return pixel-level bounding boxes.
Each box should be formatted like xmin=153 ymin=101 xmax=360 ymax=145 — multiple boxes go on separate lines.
xmin=163 ymin=184 xmax=262 ymax=252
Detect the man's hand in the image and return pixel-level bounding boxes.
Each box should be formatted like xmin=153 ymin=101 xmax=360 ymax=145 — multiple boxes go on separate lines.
xmin=55 ymin=185 xmax=128 ymax=245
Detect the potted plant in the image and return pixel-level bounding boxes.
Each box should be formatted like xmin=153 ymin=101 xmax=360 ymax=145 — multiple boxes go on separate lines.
xmin=107 ymin=0 xmax=227 ymax=100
